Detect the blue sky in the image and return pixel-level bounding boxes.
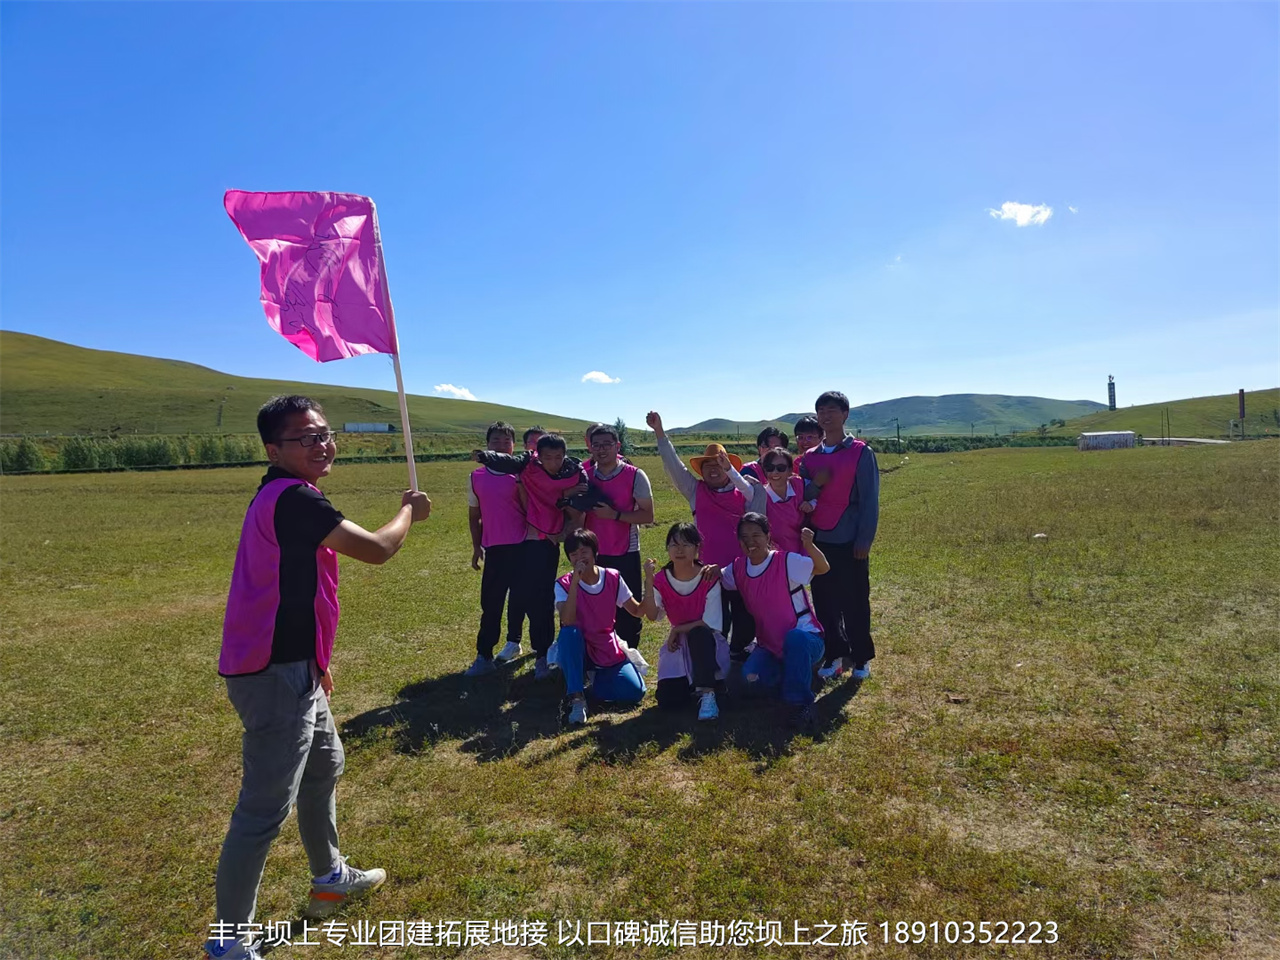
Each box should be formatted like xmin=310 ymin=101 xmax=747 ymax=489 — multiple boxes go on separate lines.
xmin=3 ymin=2 xmax=1277 ymax=429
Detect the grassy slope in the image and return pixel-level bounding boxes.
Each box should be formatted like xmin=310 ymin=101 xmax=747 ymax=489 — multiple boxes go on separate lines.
xmin=1047 ymin=388 xmax=1280 ymax=439
xmin=674 ymin=396 xmax=1107 ymax=437
xmin=0 ymin=331 xmax=595 ymax=437
xmin=0 ymin=444 xmax=1276 ymax=959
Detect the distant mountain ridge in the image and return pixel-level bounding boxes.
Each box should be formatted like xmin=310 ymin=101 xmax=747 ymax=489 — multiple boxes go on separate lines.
xmin=0 ymin=331 xmax=595 ymax=436
xmin=673 ymin=394 xmax=1109 ymax=437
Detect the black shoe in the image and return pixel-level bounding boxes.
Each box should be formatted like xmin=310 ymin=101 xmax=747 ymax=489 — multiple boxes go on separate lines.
xmin=788 ymin=702 xmax=817 ymax=729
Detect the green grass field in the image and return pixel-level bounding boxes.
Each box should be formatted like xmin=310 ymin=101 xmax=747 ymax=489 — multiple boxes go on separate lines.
xmin=1 ymin=445 xmax=1276 ymax=958
xmin=1047 ymin=389 xmax=1280 ymax=441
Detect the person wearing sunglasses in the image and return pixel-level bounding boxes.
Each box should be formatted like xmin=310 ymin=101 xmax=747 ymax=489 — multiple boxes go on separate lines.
xmin=739 ymin=426 xmax=790 ymax=482
xmin=755 ymin=447 xmax=818 ymax=556
xmin=209 ymin=396 xmax=430 ymax=960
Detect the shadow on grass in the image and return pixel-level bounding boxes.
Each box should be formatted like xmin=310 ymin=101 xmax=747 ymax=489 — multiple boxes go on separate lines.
xmin=342 ymin=657 xmax=865 ymax=767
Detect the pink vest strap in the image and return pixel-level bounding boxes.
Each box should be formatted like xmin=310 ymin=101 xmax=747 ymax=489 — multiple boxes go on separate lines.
xmin=804 ymin=439 xmax=865 ymax=531
xmin=522 ymin=464 xmax=582 ymax=537
xmin=472 ymin=468 xmax=527 ymax=548
xmin=765 ymin=476 xmax=806 ymax=555
xmin=652 ymin=568 xmax=715 ymax=627
xmin=693 ymin=482 xmax=747 ymax=567
xmin=731 ymin=552 xmax=821 ymax=658
xmin=584 ymin=461 xmax=638 ymax=555
xmin=220 ymin=478 xmax=340 ymax=676
xmin=558 ymin=569 xmax=627 ymax=666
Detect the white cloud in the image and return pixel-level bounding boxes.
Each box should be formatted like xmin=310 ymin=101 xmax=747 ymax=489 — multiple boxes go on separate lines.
xmin=1068 ymin=205 xmax=1078 ymax=214
xmin=581 ymin=371 xmax=621 ymax=384
xmin=433 ymin=383 xmax=478 ymax=401
xmin=987 ymin=201 xmax=1053 ymax=227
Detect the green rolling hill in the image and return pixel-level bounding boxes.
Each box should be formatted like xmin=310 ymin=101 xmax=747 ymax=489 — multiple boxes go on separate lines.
xmin=0 ymin=331 xmax=595 ymax=437
xmin=673 ymin=394 xmax=1108 ymax=437
xmin=1046 ymin=389 xmax=1280 ymax=439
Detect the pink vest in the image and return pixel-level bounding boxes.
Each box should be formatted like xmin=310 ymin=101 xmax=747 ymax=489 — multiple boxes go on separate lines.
xmin=694 ymin=482 xmax=747 ymax=567
xmin=731 ymin=551 xmax=822 ymax=658
xmin=558 ymin=569 xmax=628 ymax=667
xmin=472 ymin=468 xmax=527 ymax=548
xmin=522 ymin=464 xmax=583 ymax=537
xmin=220 ymin=478 xmax=340 ymax=676
xmin=765 ymin=476 xmax=807 ymax=555
xmin=584 ymin=461 xmax=638 ymax=555
xmin=804 ymin=439 xmax=865 ymax=531
xmin=652 ymin=568 xmax=715 ymax=627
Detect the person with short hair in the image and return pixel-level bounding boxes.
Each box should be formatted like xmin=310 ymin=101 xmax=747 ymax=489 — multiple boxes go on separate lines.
xmin=207 ymin=396 xmax=431 ymax=960
xmin=740 ymin=426 xmax=789 ymax=482
xmin=464 ymin=421 xmax=529 ymax=675
xmin=555 ymin=528 xmax=647 ymax=725
xmin=647 ymin=410 xmax=765 ymax=660
xmin=719 ymin=512 xmax=830 ymax=728
xmin=522 ymin=426 xmax=545 ymax=452
xmin=792 ymin=416 xmax=822 ymax=470
xmin=642 ymin=523 xmax=730 ymax=721
xmin=799 ymin=390 xmax=879 ymax=682
xmin=472 ymin=433 xmax=589 ymax=678
xmin=581 ymin=424 xmax=654 ymax=649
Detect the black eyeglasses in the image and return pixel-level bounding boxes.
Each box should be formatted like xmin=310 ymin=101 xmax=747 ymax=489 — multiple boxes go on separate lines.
xmin=764 ymin=462 xmax=789 ymax=472
xmin=278 ymin=431 xmax=335 ymax=447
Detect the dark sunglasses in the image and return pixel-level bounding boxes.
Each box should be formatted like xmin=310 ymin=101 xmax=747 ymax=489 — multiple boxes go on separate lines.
xmin=763 ymin=462 xmax=790 ymax=472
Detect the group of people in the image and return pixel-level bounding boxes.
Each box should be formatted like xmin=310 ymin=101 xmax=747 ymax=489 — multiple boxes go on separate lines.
xmin=205 ymin=390 xmax=878 ymax=960
xmin=464 ymin=391 xmax=879 ymax=729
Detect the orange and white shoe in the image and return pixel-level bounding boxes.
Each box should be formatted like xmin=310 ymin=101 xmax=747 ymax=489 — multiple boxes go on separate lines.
xmin=306 ymin=858 xmax=387 ymax=918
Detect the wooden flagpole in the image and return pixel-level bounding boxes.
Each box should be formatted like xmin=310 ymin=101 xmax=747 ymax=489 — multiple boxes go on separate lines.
xmin=371 ymin=203 xmax=419 ymax=492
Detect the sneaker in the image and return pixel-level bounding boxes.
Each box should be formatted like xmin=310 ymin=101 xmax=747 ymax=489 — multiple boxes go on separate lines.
xmin=306 ymin=857 xmax=388 ymax=919
xmin=788 ymin=702 xmax=817 ymax=729
xmin=817 ymin=659 xmax=845 ymax=681
xmin=852 ymin=660 xmax=871 ymax=680
xmin=696 ymin=691 xmax=719 ymax=722
xmin=205 ymin=936 xmax=263 ymax=960
xmin=495 ymin=641 xmax=523 ymax=663
xmin=463 ymin=655 xmax=496 ymax=677
xmin=567 ymin=699 xmax=588 ymax=726
xmin=534 ymin=655 xmax=553 ymax=680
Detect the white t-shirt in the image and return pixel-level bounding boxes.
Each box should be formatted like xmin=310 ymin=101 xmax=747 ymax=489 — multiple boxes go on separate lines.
xmin=651 ymin=572 xmax=723 ymax=633
xmin=720 ymin=552 xmax=819 ymax=634
xmin=555 ymin=569 xmax=634 ymax=607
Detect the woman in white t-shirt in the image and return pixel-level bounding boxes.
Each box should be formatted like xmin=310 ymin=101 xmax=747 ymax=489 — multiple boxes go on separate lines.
xmin=554 ymin=527 xmax=646 ymax=726
xmin=641 ymin=523 xmax=731 ymax=722
xmin=719 ymin=512 xmax=831 ymax=727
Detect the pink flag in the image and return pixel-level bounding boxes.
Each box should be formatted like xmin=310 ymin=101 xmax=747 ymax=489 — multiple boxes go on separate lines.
xmin=224 ymin=190 xmax=398 ymax=362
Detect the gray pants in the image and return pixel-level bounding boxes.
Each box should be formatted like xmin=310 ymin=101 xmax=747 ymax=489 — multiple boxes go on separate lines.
xmin=215 ymin=660 xmax=344 ymax=926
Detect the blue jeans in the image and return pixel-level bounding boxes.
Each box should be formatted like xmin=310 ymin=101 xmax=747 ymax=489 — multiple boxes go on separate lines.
xmin=556 ymin=626 xmax=646 ymax=702
xmin=742 ymin=630 xmax=824 ymax=705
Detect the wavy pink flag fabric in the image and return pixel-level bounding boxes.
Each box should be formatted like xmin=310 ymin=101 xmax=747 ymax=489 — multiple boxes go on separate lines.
xmin=224 ymin=190 xmax=397 ymax=362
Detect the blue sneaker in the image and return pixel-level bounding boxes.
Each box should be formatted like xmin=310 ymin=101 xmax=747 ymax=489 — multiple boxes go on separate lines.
xmin=463 ymin=655 xmax=496 ymax=677
xmin=205 ymin=937 xmax=263 ymax=960
xmin=852 ymin=661 xmax=871 ymax=681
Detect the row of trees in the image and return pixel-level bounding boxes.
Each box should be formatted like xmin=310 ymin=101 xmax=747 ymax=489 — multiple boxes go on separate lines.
xmin=1 ymin=435 xmax=262 ymax=473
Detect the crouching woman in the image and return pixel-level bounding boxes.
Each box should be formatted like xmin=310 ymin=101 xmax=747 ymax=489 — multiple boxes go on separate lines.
xmin=641 ymin=523 xmax=731 ymax=722
xmin=554 ymin=528 xmax=647 ymax=725
xmin=720 ymin=513 xmax=830 ymax=726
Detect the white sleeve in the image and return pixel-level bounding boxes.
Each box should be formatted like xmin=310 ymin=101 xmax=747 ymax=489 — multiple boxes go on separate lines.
xmin=720 ymin=564 xmax=737 ymax=592
xmin=616 ymin=577 xmax=634 ymax=607
xmin=554 ymin=581 xmax=569 ymax=604
xmin=728 ymin=467 xmax=755 ymax=498
xmin=651 ymin=586 xmax=666 ymax=622
xmin=787 ymin=553 xmax=815 ymax=590
xmin=466 ymin=473 xmax=479 ymax=508
xmin=702 ymin=582 xmax=723 ymax=633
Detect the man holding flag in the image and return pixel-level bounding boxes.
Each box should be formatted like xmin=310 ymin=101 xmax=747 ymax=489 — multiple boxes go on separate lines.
xmin=209 ymin=192 xmax=429 ymax=960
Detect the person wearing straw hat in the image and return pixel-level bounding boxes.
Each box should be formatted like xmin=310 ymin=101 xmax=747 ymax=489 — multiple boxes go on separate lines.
xmin=647 ymin=411 xmax=766 ymax=661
